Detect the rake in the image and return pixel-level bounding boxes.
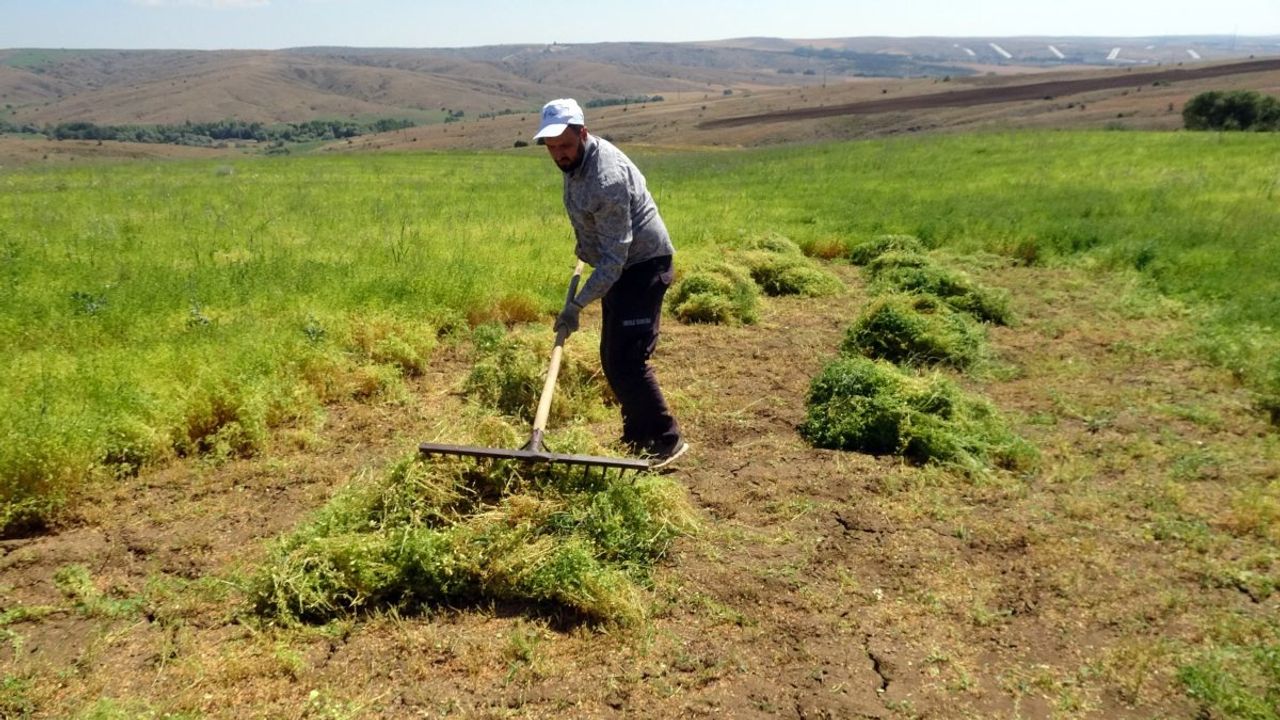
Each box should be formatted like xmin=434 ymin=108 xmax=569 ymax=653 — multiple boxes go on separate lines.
xmin=419 ymin=261 xmax=651 ymax=477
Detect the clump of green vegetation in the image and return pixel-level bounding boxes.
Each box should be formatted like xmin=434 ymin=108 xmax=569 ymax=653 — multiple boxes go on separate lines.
xmin=1179 ymin=639 xmax=1280 ymax=720
xmin=848 ymin=234 xmax=927 ymax=265
xmin=0 ymin=399 xmax=99 ymax=536
xmin=864 ymin=249 xmax=933 ymax=276
xmin=853 ymin=240 xmax=1013 ymax=325
xmin=0 ymin=679 xmax=34 ymax=719
xmin=1183 ymin=89 xmax=1280 ymax=132
xmin=668 ymin=263 xmax=760 ymax=325
xmin=100 ymin=414 xmax=171 ymax=480
xmin=868 ymin=262 xmax=1013 ymax=325
xmin=0 ymin=308 xmax=441 ymax=536
xmin=842 ymin=294 xmax=986 ymax=369
xmin=743 ymin=252 xmax=843 ymax=298
xmin=728 ymin=233 xmax=844 ymax=298
xmin=1197 ymin=325 xmax=1280 ymax=428
xmin=171 ymin=377 xmax=269 ymax=461
xmin=53 ymin=564 xmax=143 ymax=619
xmin=341 ymin=310 xmax=438 ymax=377
xmin=252 ymin=454 xmax=698 ymax=626
xmin=800 ymin=357 xmax=1035 ymax=473
xmin=464 ymin=325 xmax=608 ymax=423
xmin=743 ymin=233 xmax=805 ymax=256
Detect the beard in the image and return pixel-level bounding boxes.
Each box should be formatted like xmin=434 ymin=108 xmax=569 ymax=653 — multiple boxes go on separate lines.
xmin=556 ymin=139 xmax=586 ymax=174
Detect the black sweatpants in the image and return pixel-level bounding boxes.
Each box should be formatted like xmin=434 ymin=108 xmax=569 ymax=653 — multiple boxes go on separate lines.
xmin=600 ymin=254 xmax=681 ymax=453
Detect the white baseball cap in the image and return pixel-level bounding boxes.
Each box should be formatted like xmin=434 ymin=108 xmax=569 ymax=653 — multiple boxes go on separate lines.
xmin=533 ymin=98 xmax=585 ymax=141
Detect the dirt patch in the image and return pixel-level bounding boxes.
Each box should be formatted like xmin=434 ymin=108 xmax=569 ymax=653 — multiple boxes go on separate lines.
xmin=2 ymin=262 xmax=1277 ymax=718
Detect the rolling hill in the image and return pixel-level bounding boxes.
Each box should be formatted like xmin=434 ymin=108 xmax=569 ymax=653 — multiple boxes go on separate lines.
xmin=2 ymin=35 xmax=1278 ymax=127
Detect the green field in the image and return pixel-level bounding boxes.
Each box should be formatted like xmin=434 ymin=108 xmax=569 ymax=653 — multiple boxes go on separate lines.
xmin=2 ymin=130 xmax=1278 ymax=533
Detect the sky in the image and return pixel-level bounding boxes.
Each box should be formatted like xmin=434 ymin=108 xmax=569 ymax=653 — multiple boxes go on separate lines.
xmin=1 ymin=0 xmax=1279 ymax=50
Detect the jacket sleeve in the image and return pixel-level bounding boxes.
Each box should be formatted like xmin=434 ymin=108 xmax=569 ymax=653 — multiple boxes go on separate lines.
xmin=573 ymin=171 xmax=632 ymax=306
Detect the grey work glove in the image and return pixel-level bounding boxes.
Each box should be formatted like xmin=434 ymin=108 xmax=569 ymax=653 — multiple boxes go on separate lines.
xmin=555 ymin=300 xmax=583 ymax=336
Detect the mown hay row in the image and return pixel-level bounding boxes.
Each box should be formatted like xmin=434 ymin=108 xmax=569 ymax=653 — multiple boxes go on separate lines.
xmin=852 ymin=235 xmax=1013 ymax=326
xmin=800 ymin=235 xmax=1033 ymax=473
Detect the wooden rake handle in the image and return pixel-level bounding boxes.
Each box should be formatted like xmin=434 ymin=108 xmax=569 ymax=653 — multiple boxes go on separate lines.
xmin=528 ymin=260 xmax=586 ymax=449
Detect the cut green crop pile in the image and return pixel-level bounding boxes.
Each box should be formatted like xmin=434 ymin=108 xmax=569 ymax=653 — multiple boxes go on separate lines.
xmin=743 ymin=252 xmax=844 ymax=298
xmin=848 ymin=235 xmax=927 ymax=266
xmin=667 ymin=234 xmax=843 ymax=326
xmin=853 ymin=235 xmax=1013 ymax=326
xmin=842 ymin=294 xmax=987 ymax=369
xmin=740 ymin=234 xmax=844 ymax=298
xmin=253 ymin=454 xmax=698 ymax=626
xmin=800 ymin=357 xmax=1035 ymax=473
xmin=668 ymin=262 xmax=760 ymax=325
xmin=849 ymin=233 xmax=1013 ymax=326
xmin=869 ymin=261 xmax=1013 ymax=326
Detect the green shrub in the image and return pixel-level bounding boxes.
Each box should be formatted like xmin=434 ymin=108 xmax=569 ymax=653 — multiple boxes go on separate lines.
xmin=869 ymin=263 xmax=1013 ymax=325
xmin=1184 ymin=90 xmax=1280 ymax=132
xmin=848 ymin=234 xmax=927 ymax=265
xmin=253 ymin=454 xmax=698 ymax=626
xmin=842 ymin=294 xmax=986 ymax=369
xmin=669 ymin=263 xmax=759 ymax=325
xmin=800 ymin=357 xmax=1035 ymax=472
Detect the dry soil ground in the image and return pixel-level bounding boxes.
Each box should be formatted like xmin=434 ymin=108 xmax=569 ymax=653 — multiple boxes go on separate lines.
xmin=2 ymin=259 xmax=1278 ymax=719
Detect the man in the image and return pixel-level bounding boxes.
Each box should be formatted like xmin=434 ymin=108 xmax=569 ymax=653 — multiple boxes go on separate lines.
xmin=533 ymin=98 xmax=688 ymax=469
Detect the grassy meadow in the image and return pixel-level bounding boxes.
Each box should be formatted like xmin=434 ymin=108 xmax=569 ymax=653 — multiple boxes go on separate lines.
xmin=2 ymin=130 xmax=1278 ymax=534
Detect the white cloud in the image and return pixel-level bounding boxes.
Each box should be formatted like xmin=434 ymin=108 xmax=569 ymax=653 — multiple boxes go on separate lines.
xmin=130 ymin=0 xmax=271 ymax=8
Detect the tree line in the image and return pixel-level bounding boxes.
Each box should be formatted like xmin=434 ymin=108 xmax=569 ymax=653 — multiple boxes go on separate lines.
xmin=0 ymin=118 xmax=417 ymax=146
xmin=582 ymin=95 xmax=664 ymax=109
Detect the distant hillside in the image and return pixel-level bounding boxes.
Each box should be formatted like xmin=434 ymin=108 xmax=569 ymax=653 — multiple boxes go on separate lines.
xmin=2 ymin=36 xmax=1276 ymax=127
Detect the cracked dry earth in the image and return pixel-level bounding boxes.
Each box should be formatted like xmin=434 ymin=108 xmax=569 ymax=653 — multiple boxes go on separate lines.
xmin=3 ymin=261 xmax=1277 ymax=718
